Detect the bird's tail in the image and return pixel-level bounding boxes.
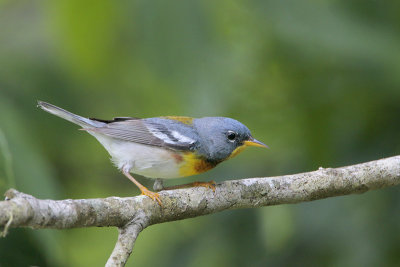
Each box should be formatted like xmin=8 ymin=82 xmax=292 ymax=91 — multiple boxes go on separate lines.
xmin=37 ymin=101 xmax=104 ymax=128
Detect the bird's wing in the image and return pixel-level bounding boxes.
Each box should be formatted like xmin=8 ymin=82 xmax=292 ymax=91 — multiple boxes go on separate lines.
xmin=85 ymin=119 xmax=196 ymax=151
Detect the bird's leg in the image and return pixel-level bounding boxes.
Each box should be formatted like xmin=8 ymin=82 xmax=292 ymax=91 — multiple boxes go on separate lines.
xmin=153 ymin=178 xmax=164 ymax=191
xmin=122 ymin=169 xmax=162 ymax=205
xmin=163 ymin=181 xmax=216 ymax=192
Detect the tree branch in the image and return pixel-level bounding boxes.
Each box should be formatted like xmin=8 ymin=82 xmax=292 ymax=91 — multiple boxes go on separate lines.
xmin=1 ymin=155 xmax=400 ymax=266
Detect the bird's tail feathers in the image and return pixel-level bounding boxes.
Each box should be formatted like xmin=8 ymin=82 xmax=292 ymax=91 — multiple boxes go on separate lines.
xmin=37 ymin=101 xmax=104 ymax=128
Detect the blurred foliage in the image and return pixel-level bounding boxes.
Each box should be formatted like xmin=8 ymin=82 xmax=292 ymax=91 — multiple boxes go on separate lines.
xmin=0 ymin=0 xmax=399 ymax=266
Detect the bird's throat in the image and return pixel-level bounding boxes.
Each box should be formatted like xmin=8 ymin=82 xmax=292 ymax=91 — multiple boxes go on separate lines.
xmin=227 ymin=144 xmax=248 ymax=159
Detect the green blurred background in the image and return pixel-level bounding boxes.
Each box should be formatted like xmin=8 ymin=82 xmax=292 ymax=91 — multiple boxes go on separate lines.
xmin=1 ymin=0 xmax=400 ymax=266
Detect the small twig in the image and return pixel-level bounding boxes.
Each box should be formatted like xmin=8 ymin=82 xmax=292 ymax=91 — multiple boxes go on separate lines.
xmin=106 ymin=212 xmax=149 ymax=267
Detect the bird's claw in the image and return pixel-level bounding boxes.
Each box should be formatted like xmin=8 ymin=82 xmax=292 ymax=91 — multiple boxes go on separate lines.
xmin=193 ymin=180 xmax=216 ymax=192
xmin=141 ymin=188 xmax=162 ymax=206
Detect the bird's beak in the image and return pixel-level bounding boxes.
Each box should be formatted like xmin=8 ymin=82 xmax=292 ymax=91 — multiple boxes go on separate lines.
xmin=244 ymin=137 xmax=269 ymax=148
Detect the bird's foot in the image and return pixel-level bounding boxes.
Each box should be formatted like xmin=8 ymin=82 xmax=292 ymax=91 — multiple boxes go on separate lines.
xmin=122 ymin=169 xmax=162 ymax=206
xmin=140 ymin=187 xmax=162 ymax=206
xmin=162 ymin=180 xmax=216 ymax=192
xmin=193 ymin=181 xmax=216 ymax=192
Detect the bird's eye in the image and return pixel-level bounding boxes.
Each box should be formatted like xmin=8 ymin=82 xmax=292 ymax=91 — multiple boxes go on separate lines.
xmin=226 ymin=131 xmax=237 ymax=142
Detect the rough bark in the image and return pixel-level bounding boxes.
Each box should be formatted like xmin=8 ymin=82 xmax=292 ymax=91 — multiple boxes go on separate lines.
xmin=1 ymin=155 xmax=399 ymax=266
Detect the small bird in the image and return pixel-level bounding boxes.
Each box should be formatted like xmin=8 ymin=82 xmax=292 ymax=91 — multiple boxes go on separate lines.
xmin=38 ymin=101 xmax=268 ymax=205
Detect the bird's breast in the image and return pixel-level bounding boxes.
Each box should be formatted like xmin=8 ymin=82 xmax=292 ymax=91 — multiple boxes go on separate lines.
xmin=178 ymin=152 xmax=219 ymax=177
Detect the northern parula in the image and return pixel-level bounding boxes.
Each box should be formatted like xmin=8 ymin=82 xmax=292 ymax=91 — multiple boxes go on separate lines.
xmin=38 ymin=101 xmax=268 ymax=205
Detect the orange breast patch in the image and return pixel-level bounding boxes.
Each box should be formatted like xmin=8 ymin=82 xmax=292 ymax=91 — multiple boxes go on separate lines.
xmin=179 ymin=152 xmax=218 ymax=177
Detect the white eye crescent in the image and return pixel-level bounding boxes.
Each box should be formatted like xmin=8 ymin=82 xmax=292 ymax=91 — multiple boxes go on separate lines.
xmin=226 ymin=131 xmax=237 ymax=142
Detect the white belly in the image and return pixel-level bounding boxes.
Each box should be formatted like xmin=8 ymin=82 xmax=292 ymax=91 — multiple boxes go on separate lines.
xmin=93 ymin=134 xmax=183 ymax=178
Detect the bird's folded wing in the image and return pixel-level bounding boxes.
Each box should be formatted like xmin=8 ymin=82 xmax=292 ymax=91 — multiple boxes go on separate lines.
xmin=85 ymin=119 xmax=195 ymax=151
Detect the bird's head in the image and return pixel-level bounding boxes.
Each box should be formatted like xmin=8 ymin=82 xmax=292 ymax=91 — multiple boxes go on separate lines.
xmin=194 ymin=117 xmax=268 ymax=162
